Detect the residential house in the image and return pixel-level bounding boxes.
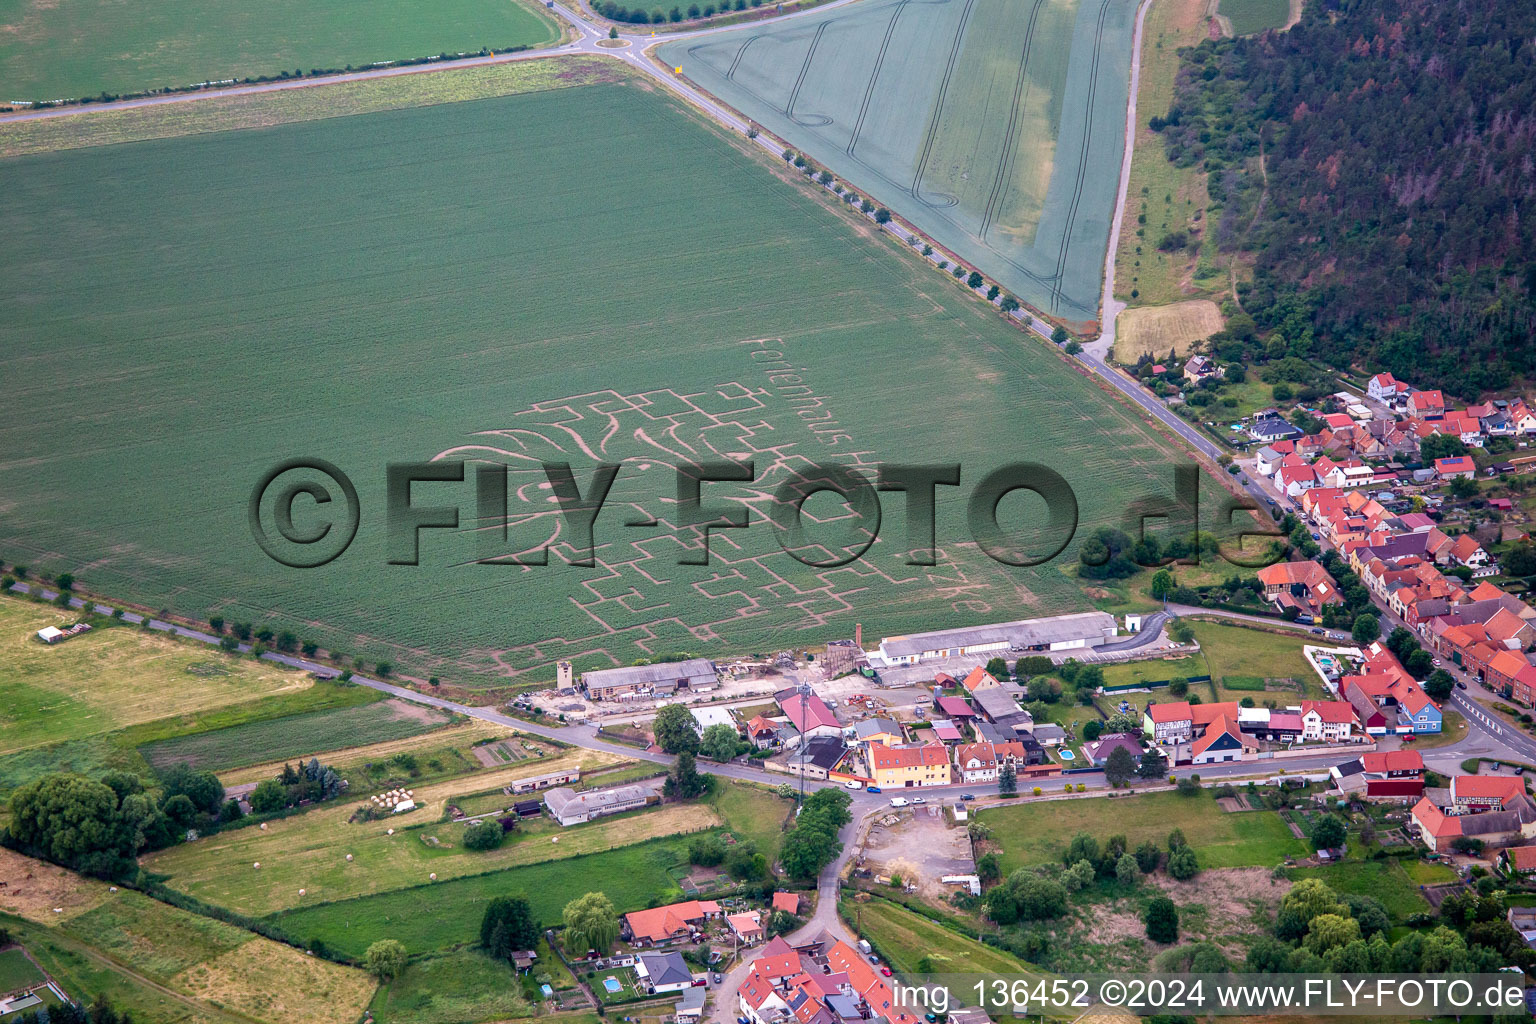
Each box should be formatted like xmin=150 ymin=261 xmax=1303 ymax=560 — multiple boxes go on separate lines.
xmin=1256 ymin=560 xmax=1342 ymax=617
xmin=1250 ymin=417 xmax=1304 ymax=443
xmin=1299 ymin=701 xmax=1357 ymax=743
xmin=740 ymin=964 xmax=792 ymax=1024
xmin=1367 ymin=373 xmax=1407 ymax=404
xmin=776 ymin=687 xmax=843 ymax=740
xmin=746 ymin=715 xmax=782 ymax=749
xmin=727 ymin=912 xmax=765 ymax=945
xmin=1434 ymin=456 xmax=1476 ymax=481
xmin=1412 ymin=779 xmax=1536 ymax=853
xmin=780 ymin=736 xmax=848 ymax=780
xmin=867 ymin=742 xmax=953 ymax=788
xmin=1143 ymin=702 xmax=1195 ymax=744
xmin=1184 ymin=356 xmax=1220 ymax=382
xmin=675 ymin=988 xmax=707 ymax=1024
xmin=825 ymin=941 xmax=921 ymax=1024
xmin=1408 ymin=390 xmax=1445 ymax=419
xmin=623 ymin=900 xmax=721 ymax=947
xmin=1448 ymin=534 xmax=1489 ymax=568
xmin=1190 ymin=716 xmax=1253 ymax=764
xmin=852 ymin=718 xmax=904 ymax=746
xmin=636 ymin=952 xmax=695 ymax=994
xmin=1499 ymin=846 xmax=1536 ymax=877
xmin=771 ymin=892 xmax=801 ymax=915
xmin=1082 ymin=732 xmax=1144 ymax=767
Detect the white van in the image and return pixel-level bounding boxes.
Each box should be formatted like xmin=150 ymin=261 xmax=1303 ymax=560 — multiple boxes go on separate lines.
xmin=889 ymin=797 xmax=909 ymax=808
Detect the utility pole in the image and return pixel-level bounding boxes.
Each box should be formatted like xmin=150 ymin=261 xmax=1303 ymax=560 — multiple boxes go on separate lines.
xmin=797 ymin=679 xmax=812 ymax=808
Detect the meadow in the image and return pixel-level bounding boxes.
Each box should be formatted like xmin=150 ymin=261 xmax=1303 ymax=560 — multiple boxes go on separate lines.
xmin=1097 ymin=620 xmax=1326 ymax=701
xmin=1290 ymin=859 xmax=1449 ymax=924
xmin=0 ymin=671 xmax=383 ymax=802
xmin=979 ymin=790 xmax=1308 ymax=871
xmin=662 ymin=0 xmax=1141 ymax=321
xmin=0 ymin=74 xmax=1206 ymax=688
xmin=1218 ymin=0 xmax=1292 ymax=35
xmin=1 ymin=853 xmax=375 ymax=1024
xmin=1111 ymin=0 xmax=1228 ymax=310
xmin=273 ymin=782 xmax=788 ymax=958
xmin=845 ymin=896 xmax=1033 ymax=975
xmin=0 ymin=599 xmax=314 ymax=757
xmin=369 ymin=949 xmax=533 ymax=1024
xmin=0 ymin=0 xmax=559 ymax=102
xmin=140 ymin=699 xmax=455 ymax=772
xmin=141 ymin=750 xmax=640 ymax=915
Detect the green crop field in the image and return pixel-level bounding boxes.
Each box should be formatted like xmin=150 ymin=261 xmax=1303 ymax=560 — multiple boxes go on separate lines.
xmin=139 ymin=699 xmax=455 ymax=773
xmin=661 ymin=0 xmax=1140 ymax=321
xmin=0 ymin=0 xmax=559 ymax=103
xmin=0 ymin=73 xmax=1208 ymax=689
xmin=979 ymin=791 xmax=1308 ymax=870
xmin=1218 ymin=0 xmax=1291 ymax=34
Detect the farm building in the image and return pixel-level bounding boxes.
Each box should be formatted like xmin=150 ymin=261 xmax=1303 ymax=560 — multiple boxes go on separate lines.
xmin=581 ymin=659 xmax=718 ymax=701
xmin=543 ymin=783 xmax=652 ymax=826
xmin=870 ymin=611 xmax=1118 ymax=666
xmin=505 ymin=767 xmax=581 ymax=794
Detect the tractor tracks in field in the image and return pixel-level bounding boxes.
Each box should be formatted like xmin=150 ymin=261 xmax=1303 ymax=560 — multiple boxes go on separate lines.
xmin=1048 ymin=0 xmax=1113 ymax=310
xmin=978 ymin=0 xmax=1045 ymax=241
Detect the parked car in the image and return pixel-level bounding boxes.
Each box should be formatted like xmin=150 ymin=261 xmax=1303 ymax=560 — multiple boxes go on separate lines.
xmin=1457 ymin=681 xmax=1468 ymax=690
xmin=890 ymin=797 xmax=909 ymax=807
xmin=880 ymin=967 xmax=893 ymax=977
xmin=1433 ymin=658 xmax=1443 ymax=666
xmin=911 ymin=797 xmax=926 ymax=805
xmin=846 ymin=779 xmax=863 ymax=789
xmin=713 ymin=974 xmax=723 ymax=985
xmin=1311 ymin=628 xmax=1325 ymax=635
xmin=866 ymin=786 xmax=882 ymax=793
xmin=960 ymin=793 xmax=975 ymax=801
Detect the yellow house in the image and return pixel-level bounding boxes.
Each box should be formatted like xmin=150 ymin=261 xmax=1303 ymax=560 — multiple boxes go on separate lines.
xmin=867 ymin=742 xmax=952 ymax=788
xmin=853 ymin=718 xmax=904 ymax=747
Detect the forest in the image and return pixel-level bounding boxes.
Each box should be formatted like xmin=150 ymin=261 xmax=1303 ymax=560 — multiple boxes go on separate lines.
xmin=1154 ymin=0 xmax=1536 ymax=398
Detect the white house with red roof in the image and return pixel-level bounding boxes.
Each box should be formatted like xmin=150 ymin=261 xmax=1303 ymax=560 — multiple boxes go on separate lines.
xmin=1142 ymin=702 xmax=1194 ymax=743
xmin=1368 ymin=373 xmax=1407 ymax=404
xmin=1299 ymin=700 xmax=1358 ymax=743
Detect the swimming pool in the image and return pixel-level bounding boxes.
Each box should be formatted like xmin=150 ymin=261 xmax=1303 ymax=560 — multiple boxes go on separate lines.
xmin=1058 ymin=749 xmax=1076 ymax=760
xmin=604 ymin=978 xmax=622 ymax=993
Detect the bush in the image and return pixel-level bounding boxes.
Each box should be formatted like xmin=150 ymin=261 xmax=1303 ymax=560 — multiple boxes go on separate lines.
xmin=464 ymin=819 xmax=504 ymax=851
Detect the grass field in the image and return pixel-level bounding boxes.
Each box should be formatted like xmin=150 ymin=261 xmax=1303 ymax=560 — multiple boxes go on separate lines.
xmin=0 ymin=947 xmax=45 ymax=992
xmin=216 ymin=720 xmax=509 ymax=790
xmin=1218 ymin=0 xmax=1291 ymax=34
xmin=142 ymin=750 xmax=643 ymax=915
xmin=1111 ymin=0 xmax=1227 ymax=308
xmin=1291 ymin=859 xmax=1447 ymax=923
xmin=0 ymin=0 xmax=559 ymax=102
xmin=0 ymin=599 xmax=314 ymax=757
xmin=1 ymin=853 xmax=375 ymax=1024
xmin=1099 ymin=620 xmax=1323 ymax=699
xmin=1113 ymin=300 xmax=1223 ymax=362
xmin=0 ymin=675 xmax=382 ymax=803
xmin=0 ymin=73 xmax=1207 ymax=688
xmin=369 ymin=949 xmax=532 ymax=1024
xmin=275 ymin=831 xmax=709 ymax=957
xmin=139 ymin=699 xmax=455 ymax=773
xmin=661 ymin=0 xmax=1140 ymax=321
xmin=979 ymin=791 xmax=1308 ymax=871
xmin=845 ymin=897 xmax=1033 ymax=975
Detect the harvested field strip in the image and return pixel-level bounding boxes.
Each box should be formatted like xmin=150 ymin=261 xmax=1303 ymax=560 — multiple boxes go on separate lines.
xmin=0 ymin=599 xmax=313 ymax=756
xmin=1113 ymin=300 xmax=1223 ymax=362
xmin=215 ymin=720 xmax=510 ymax=788
xmin=0 ymin=56 xmax=622 ymax=160
xmin=0 ymin=0 xmax=559 ymax=103
xmin=1218 ymin=0 xmax=1290 ymax=34
xmin=139 ymin=699 xmax=456 ymax=772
